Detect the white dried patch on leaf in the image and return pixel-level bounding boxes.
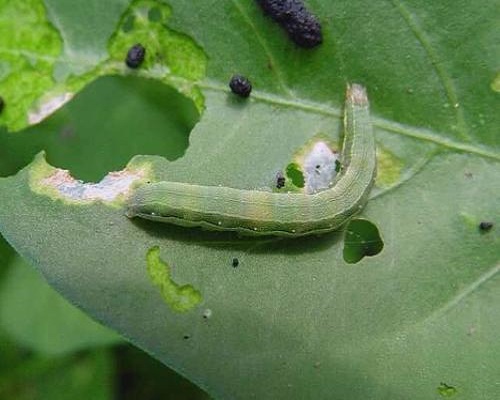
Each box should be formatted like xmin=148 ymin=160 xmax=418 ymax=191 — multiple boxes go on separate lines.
xmin=303 ymin=141 xmax=338 ymax=194
xmin=146 ymin=63 xmax=171 ymax=77
xmin=28 ymin=92 xmax=74 ymax=125
xmin=41 ymin=167 xmax=146 ymax=203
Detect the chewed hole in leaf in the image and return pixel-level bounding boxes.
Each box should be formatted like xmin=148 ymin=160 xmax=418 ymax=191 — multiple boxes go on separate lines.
xmin=286 ymin=163 xmax=305 ymax=188
xmin=334 ymin=159 xmax=341 ymax=173
xmin=343 ymin=219 xmax=384 ymax=264
xmin=28 ymin=152 xmax=150 ymax=206
xmin=109 ymin=0 xmax=207 ymax=84
xmin=148 ymin=6 xmax=163 ymax=22
xmin=121 ymin=14 xmax=135 ymax=32
xmin=0 ymin=76 xmax=200 ymax=182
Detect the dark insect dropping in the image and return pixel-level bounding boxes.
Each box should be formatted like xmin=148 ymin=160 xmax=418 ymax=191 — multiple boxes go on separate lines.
xmin=125 ymin=43 xmax=146 ymax=68
xmin=256 ymin=0 xmax=323 ymax=48
xmin=479 ymin=221 xmax=493 ymax=232
xmin=276 ymin=171 xmax=286 ymax=189
xmin=0 ymin=96 xmax=4 ymax=114
xmin=229 ymin=75 xmax=252 ymax=98
xmin=232 ymin=258 xmax=239 ymax=267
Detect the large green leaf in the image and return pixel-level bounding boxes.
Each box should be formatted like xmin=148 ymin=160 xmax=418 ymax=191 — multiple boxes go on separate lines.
xmin=0 ymin=255 xmax=121 ymax=355
xmin=1 ymin=0 xmax=499 ymax=399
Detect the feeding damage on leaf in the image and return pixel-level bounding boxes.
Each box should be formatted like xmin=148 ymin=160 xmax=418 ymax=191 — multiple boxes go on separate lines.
xmin=374 ymin=146 xmax=403 ymax=189
xmin=146 ymin=246 xmax=202 ymax=313
xmin=302 ymin=141 xmax=339 ymax=194
xmin=28 ymin=92 xmax=74 ymax=125
xmin=28 ymin=152 xmax=151 ymax=206
xmin=0 ymin=0 xmax=63 ymax=132
xmin=284 ymin=135 xmax=339 ymax=194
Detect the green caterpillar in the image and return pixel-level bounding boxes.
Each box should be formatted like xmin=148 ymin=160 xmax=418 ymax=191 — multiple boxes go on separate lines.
xmin=126 ymin=84 xmax=376 ymax=237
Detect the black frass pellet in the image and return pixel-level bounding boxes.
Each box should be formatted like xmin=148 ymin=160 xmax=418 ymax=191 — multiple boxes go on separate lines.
xmin=256 ymin=0 xmax=323 ymax=48
xmin=229 ymin=75 xmax=252 ymax=97
xmin=125 ymin=43 xmax=146 ymax=68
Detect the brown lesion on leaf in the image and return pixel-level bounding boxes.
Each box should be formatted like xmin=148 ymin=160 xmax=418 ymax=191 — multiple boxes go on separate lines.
xmin=29 ymin=152 xmax=152 ymax=206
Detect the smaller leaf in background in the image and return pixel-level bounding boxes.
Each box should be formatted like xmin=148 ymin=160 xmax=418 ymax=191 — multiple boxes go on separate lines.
xmin=0 ymin=256 xmax=122 ymax=356
xmin=115 ymin=345 xmax=211 ymax=400
xmin=0 ymin=234 xmax=16 ymax=277
xmin=0 ymin=339 xmax=114 ymax=400
xmin=0 ymin=0 xmax=62 ymax=131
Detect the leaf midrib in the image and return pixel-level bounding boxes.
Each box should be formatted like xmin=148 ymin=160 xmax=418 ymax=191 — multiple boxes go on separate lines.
xmin=201 ymin=80 xmax=500 ymax=162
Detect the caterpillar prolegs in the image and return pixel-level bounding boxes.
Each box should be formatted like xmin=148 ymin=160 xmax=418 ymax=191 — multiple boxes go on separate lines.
xmin=126 ymin=84 xmax=376 ymax=237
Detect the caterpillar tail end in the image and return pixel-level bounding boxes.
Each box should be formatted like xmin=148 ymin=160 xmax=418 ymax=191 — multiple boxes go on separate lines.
xmin=346 ymin=84 xmax=368 ymax=106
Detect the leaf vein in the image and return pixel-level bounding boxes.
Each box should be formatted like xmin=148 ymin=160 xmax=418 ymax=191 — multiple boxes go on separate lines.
xmin=201 ymin=81 xmax=500 ymax=162
xmin=389 ymin=0 xmax=470 ymax=141
xmin=430 ymin=263 xmax=500 ymax=319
